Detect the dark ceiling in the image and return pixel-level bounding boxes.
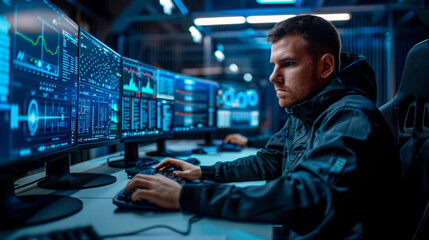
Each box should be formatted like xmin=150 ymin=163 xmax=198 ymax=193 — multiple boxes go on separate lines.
xmin=55 ymin=0 xmax=427 ymax=82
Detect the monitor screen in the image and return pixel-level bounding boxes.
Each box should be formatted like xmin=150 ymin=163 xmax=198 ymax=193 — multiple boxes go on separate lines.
xmin=1 ymin=0 xmax=78 ymax=162
xmin=77 ymin=29 xmax=120 ymax=145
xmin=172 ymin=75 xmax=217 ymax=133
xmin=121 ymin=57 xmax=160 ymax=140
xmin=156 ymin=69 xmax=175 ymax=135
xmin=216 ymin=82 xmax=260 ymax=129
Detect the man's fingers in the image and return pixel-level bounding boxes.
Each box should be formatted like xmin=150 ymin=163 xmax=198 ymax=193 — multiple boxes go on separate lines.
xmin=124 ymin=174 xmax=156 ymax=193
xmin=131 ymin=189 xmax=156 ymax=202
xmin=154 ymin=158 xmax=182 ymax=170
xmin=172 ymin=170 xmax=184 ymax=178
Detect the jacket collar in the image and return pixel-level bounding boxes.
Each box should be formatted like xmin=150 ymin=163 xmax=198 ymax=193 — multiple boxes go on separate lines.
xmin=285 ymin=77 xmax=360 ymax=125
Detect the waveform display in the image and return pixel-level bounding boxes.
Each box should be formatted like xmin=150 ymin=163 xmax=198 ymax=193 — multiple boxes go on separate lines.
xmin=123 ymin=66 xmax=155 ymax=95
xmin=7 ymin=0 xmax=79 ymax=159
xmin=13 ymin=8 xmax=60 ymax=78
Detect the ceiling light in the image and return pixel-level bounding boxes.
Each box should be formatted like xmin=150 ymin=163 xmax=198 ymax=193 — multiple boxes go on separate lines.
xmin=243 ymin=73 xmax=253 ymax=82
xmin=228 ymin=63 xmax=239 ymax=73
xmin=188 ymin=26 xmax=202 ymax=43
xmin=313 ymin=13 xmax=351 ymax=21
xmin=159 ymin=0 xmax=174 ymax=15
xmin=247 ymin=14 xmax=295 ymax=24
xmin=214 ymin=50 xmax=225 ymax=62
xmin=246 ymin=13 xmax=351 ymax=24
xmin=194 ymin=16 xmax=246 ymax=26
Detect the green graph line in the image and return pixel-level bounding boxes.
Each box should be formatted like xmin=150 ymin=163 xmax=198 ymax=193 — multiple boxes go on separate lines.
xmin=16 ymin=32 xmax=59 ymax=56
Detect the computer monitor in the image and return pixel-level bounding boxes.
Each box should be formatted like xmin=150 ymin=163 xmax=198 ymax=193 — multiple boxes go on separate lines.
xmin=108 ymin=57 xmax=166 ymax=168
xmin=140 ymin=68 xmax=185 ymax=157
xmin=77 ymin=28 xmax=120 ymax=147
xmin=0 ymin=0 xmax=82 ymax=229
xmin=172 ymin=74 xmax=218 ymax=147
xmin=216 ymin=82 xmax=260 ymax=130
xmin=36 ymin=28 xmax=122 ymax=189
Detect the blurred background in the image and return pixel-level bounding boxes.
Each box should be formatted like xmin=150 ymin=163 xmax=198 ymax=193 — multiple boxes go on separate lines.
xmin=44 ymin=0 xmax=428 ymax=161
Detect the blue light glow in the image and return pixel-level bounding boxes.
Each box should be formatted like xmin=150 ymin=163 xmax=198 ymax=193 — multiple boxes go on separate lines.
xmin=257 ymin=0 xmax=296 ymax=4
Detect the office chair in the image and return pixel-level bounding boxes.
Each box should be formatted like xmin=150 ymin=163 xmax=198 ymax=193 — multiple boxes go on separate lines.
xmin=379 ymin=39 xmax=429 ymax=240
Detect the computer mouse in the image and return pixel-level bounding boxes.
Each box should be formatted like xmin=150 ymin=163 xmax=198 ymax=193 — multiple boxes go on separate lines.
xmin=185 ymin=158 xmax=201 ymax=166
xmin=192 ymin=148 xmax=207 ymax=154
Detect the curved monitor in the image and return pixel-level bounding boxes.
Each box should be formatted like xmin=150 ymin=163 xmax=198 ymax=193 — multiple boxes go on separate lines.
xmin=77 ymin=28 xmax=121 ymax=148
xmin=121 ymin=57 xmax=165 ymax=142
xmin=0 ymin=0 xmax=78 ymax=166
xmin=216 ymin=82 xmax=260 ymax=130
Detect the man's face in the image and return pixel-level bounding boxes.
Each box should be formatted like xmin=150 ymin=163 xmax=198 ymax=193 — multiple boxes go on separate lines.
xmin=269 ymin=34 xmax=324 ymax=108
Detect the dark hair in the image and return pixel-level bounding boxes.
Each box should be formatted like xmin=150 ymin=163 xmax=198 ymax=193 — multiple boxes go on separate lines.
xmin=267 ymin=15 xmax=341 ymax=78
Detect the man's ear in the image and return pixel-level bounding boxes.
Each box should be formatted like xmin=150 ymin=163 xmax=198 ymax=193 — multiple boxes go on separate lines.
xmin=320 ymin=53 xmax=335 ymax=80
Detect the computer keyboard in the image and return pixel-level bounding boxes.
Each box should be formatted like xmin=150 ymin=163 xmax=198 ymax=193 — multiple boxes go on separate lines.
xmin=217 ymin=143 xmax=242 ymax=152
xmin=17 ymin=226 xmax=101 ymax=240
xmin=114 ymin=167 xmax=186 ymax=211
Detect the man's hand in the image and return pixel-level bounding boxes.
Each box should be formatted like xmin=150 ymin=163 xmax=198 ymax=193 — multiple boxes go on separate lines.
xmin=155 ymin=158 xmax=202 ymax=181
xmin=224 ymin=133 xmax=248 ymax=147
xmin=124 ymin=174 xmax=181 ymax=210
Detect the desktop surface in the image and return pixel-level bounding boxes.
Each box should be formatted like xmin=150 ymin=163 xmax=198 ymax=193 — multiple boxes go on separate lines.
xmin=4 ymin=140 xmax=271 ymax=240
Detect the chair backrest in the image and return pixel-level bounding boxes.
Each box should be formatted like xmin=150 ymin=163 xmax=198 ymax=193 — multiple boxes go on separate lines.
xmin=380 ymin=39 xmax=429 ymax=239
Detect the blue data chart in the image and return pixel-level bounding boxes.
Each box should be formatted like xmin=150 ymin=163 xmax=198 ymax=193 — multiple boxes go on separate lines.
xmin=2 ymin=0 xmax=78 ymax=161
xmin=217 ymin=83 xmax=260 ymax=129
xmin=172 ymin=76 xmax=217 ymax=133
xmin=157 ymin=99 xmax=173 ymax=134
xmin=121 ymin=58 xmax=160 ymax=139
xmin=78 ymin=29 xmax=120 ymax=144
xmin=157 ymin=70 xmax=175 ymax=100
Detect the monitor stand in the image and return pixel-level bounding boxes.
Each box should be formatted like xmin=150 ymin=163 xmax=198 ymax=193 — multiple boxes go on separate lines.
xmin=108 ymin=142 xmax=159 ymax=168
xmin=146 ymin=139 xmax=192 ymax=157
xmin=0 ymin=177 xmax=82 ymax=230
xmin=38 ymin=154 xmax=117 ymax=190
xmin=198 ymin=132 xmax=219 ymax=147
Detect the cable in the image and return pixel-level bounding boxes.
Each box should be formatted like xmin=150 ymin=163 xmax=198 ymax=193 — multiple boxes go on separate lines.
xmin=14 ymin=176 xmax=46 ymax=190
xmin=100 ymin=215 xmax=203 ymax=238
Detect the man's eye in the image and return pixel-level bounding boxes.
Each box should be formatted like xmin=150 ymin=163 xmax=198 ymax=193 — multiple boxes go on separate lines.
xmin=284 ymin=62 xmax=294 ymax=67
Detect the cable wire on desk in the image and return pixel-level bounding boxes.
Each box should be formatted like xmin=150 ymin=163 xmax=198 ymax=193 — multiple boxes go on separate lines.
xmin=14 ymin=176 xmax=46 ymax=190
xmin=100 ymin=215 xmax=203 ymax=238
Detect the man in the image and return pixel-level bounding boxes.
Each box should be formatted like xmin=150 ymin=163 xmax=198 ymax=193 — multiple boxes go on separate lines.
xmin=223 ymin=133 xmax=269 ymax=148
xmin=125 ymin=15 xmax=403 ymax=239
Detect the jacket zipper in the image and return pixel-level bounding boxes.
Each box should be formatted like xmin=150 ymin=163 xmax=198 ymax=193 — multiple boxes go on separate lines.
xmin=287 ymin=121 xmax=308 ymax=170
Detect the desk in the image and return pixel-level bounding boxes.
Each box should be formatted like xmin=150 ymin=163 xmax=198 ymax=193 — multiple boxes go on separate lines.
xmin=1 ymin=140 xmax=272 ymax=240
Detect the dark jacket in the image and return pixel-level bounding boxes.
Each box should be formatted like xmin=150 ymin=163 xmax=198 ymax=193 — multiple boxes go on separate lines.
xmin=180 ymin=54 xmax=403 ymax=239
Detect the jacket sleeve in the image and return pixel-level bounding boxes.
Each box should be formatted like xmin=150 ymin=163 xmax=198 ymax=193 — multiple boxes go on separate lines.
xmin=247 ymin=135 xmax=271 ymax=148
xmin=200 ymin=123 xmax=288 ymax=182
xmin=181 ymin=107 xmax=373 ymax=234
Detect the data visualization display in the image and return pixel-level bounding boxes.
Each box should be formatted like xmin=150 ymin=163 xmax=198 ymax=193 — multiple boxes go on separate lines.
xmin=217 ymin=82 xmax=260 ymax=129
xmin=156 ymin=70 xmax=175 ymax=134
xmin=1 ymin=0 xmax=78 ymax=161
xmin=173 ymin=76 xmax=217 ymax=133
xmin=121 ymin=57 xmax=160 ymax=139
xmin=78 ymin=29 xmax=120 ymax=144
